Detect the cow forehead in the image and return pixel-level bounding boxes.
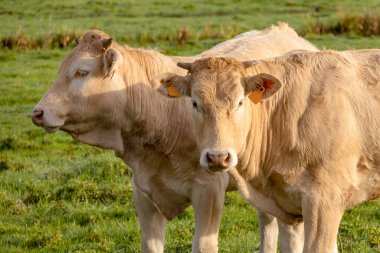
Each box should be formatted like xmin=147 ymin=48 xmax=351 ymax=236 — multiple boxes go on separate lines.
xmin=59 ymin=49 xmax=100 ymax=75
xmin=59 ymin=30 xmax=109 ymax=71
xmin=192 ymin=69 xmax=244 ymax=104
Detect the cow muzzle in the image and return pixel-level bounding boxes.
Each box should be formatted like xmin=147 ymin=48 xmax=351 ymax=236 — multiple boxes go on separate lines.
xmin=31 ymin=106 xmax=64 ymax=133
xmin=200 ymin=148 xmax=238 ymax=172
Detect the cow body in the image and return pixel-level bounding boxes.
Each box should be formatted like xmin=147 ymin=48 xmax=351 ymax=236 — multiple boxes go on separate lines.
xmin=163 ymin=51 xmax=380 ymax=252
xmin=32 ymin=24 xmax=317 ymax=253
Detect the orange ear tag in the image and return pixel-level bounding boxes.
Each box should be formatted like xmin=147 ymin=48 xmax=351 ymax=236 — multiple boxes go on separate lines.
xmin=167 ymin=85 xmax=181 ymax=97
xmin=248 ymin=87 xmax=265 ymax=104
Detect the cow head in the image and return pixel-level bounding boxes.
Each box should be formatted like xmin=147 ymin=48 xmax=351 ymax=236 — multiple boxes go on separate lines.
xmin=31 ymin=30 xmax=126 ymax=151
xmin=158 ymin=57 xmax=282 ymax=171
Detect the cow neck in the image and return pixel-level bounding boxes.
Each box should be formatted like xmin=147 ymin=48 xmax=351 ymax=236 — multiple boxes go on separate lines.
xmin=123 ymin=46 xmax=192 ymax=84
xmin=118 ymin=47 xmax=195 ymax=155
xmin=239 ymin=56 xmax=320 ymax=182
xmin=237 ymin=100 xmax=272 ymax=181
xmin=238 ymin=61 xmax=288 ymax=181
xmin=123 ymin=84 xmax=193 ymax=156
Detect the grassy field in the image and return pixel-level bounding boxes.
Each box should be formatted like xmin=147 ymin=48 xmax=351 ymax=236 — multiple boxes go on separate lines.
xmin=0 ymin=0 xmax=379 ymax=252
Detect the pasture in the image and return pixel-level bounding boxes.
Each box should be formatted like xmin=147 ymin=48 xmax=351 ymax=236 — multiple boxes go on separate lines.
xmin=0 ymin=0 xmax=379 ymax=252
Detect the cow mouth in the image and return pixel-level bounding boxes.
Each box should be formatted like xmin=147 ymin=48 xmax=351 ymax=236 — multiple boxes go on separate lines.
xmin=204 ymin=166 xmax=231 ymax=173
xmin=41 ymin=124 xmax=81 ymax=137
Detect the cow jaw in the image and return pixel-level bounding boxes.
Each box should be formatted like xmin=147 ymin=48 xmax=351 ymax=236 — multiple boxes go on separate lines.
xmin=73 ymin=126 xmax=124 ymax=156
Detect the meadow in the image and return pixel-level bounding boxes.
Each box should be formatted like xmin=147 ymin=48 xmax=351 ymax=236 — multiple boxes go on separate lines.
xmin=0 ymin=0 xmax=379 ymax=252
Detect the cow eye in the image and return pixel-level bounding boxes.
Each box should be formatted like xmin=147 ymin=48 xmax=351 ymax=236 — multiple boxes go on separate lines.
xmin=74 ymin=70 xmax=89 ymax=78
xmin=238 ymin=99 xmax=244 ymax=107
xmin=192 ymin=101 xmax=198 ymax=109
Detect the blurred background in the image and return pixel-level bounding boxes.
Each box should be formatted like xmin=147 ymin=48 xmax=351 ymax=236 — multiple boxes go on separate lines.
xmin=0 ymin=1 xmax=379 ymax=252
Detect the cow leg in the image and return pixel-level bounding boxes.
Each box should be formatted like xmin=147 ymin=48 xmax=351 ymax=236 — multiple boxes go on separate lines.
xmin=133 ymin=188 xmax=168 ymax=253
xmin=259 ymin=212 xmax=305 ymax=253
xmin=333 ymin=241 xmax=339 ymax=253
xmin=278 ymin=220 xmax=304 ymax=253
xmin=191 ymin=175 xmax=228 ymax=253
xmin=301 ymin=193 xmax=344 ymax=253
xmin=258 ymin=210 xmax=279 ymax=253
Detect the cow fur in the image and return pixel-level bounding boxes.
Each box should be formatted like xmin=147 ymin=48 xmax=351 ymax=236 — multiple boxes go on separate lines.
xmin=163 ymin=52 xmax=380 ymax=252
xmin=32 ymin=25 xmax=317 ymax=253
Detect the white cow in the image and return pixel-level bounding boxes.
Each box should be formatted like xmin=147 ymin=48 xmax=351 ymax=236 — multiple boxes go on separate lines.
xmin=32 ymin=25 xmax=316 ymax=252
xmin=160 ymin=51 xmax=380 ymax=252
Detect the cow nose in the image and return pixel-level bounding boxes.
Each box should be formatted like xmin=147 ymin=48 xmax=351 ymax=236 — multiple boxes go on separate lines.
xmin=32 ymin=108 xmax=44 ymax=125
xmin=206 ymin=151 xmax=231 ymax=168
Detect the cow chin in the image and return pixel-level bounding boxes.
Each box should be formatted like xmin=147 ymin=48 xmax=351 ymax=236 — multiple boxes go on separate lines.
xmin=42 ymin=126 xmax=61 ymax=133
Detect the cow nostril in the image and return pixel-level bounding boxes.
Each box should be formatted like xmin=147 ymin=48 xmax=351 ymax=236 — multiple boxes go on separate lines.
xmin=206 ymin=153 xmax=213 ymax=164
xmin=224 ymin=153 xmax=231 ymax=163
xmin=32 ymin=109 xmax=44 ymax=125
xmin=33 ymin=109 xmax=44 ymax=119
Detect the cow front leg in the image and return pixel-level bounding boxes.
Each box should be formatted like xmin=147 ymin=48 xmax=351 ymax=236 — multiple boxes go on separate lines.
xmin=258 ymin=210 xmax=279 ymax=253
xmin=258 ymin=212 xmax=306 ymax=253
xmin=191 ymin=174 xmax=228 ymax=253
xmin=278 ymin=220 xmax=304 ymax=253
xmin=133 ymin=188 xmax=168 ymax=253
xmin=302 ymin=193 xmax=344 ymax=253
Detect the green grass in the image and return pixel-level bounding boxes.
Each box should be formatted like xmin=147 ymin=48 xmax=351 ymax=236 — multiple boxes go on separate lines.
xmin=0 ymin=1 xmax=379 ymax=252
xmin=2 ymin=0 xmax=379 ymax=34
xmin=1 ymin=0 xmax=380 ymax=49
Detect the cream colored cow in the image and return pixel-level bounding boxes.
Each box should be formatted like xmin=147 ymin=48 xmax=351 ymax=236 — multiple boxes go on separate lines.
xmin=160 ymin=52 xmax=380 ymax=252
xmin=32 ymin=25 xmax=316 ymax=252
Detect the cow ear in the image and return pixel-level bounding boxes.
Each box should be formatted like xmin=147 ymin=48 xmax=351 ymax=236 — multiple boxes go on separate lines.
xmin=103 ymin=48 xmax=122 ymax=80
xmin=244 ymin=73 xmax=282 ymax=104
xmin=154 ymin=73 xmax=190 ymax=98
